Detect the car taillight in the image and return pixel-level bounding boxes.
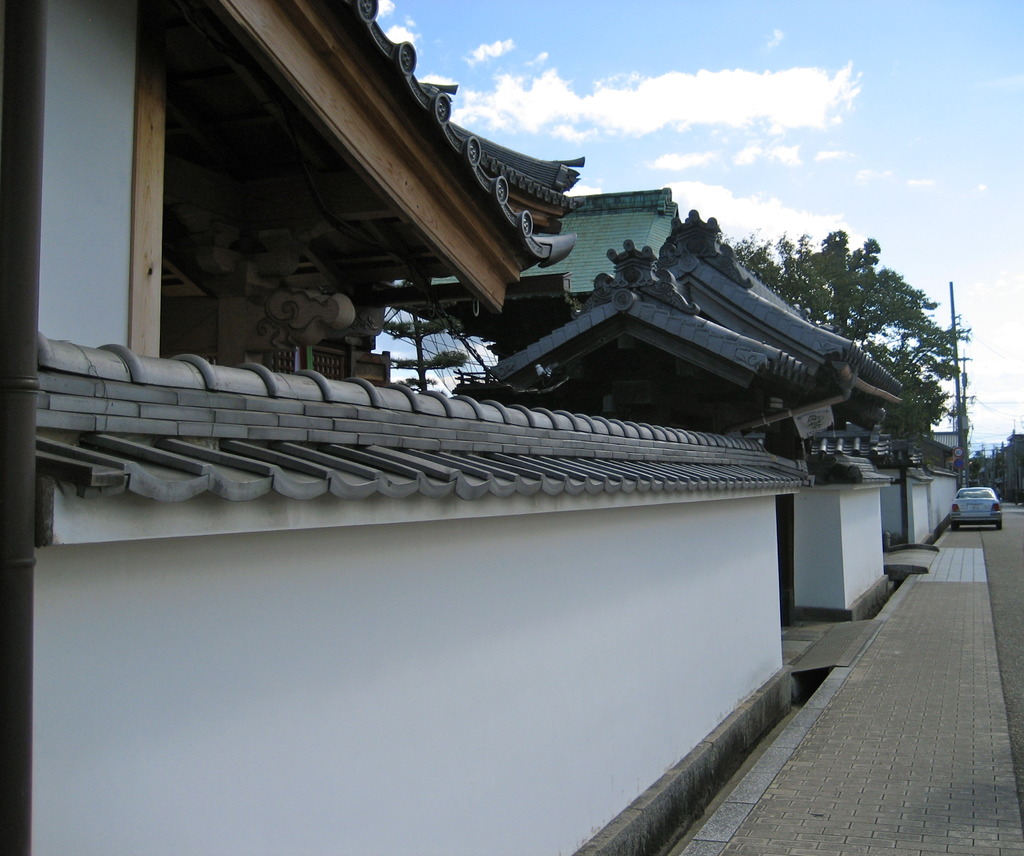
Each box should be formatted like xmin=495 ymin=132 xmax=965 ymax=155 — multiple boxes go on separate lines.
xmin=952 ymin=503 xmax=960 ymax=511
xmin=994 ymin=503 xmax=1001 ymax=511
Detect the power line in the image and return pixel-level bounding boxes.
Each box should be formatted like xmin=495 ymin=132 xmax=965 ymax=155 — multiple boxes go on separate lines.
xmin=973 ymin=334 xmax=1024 ymax=363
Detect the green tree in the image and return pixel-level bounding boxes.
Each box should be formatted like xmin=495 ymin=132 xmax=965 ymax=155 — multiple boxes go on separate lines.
xmin=731 ymin=231 xmax=966 ymax=437
xmin=384 ymin=311 xmax=468 ymax=392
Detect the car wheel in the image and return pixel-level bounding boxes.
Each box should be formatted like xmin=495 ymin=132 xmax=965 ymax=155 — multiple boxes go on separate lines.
xmin=996 ymin=521 xmax=1003 ymax=530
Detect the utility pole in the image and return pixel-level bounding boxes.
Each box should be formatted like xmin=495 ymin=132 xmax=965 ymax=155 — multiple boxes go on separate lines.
xmin=949 ymin=282 xmax=968 ymax=487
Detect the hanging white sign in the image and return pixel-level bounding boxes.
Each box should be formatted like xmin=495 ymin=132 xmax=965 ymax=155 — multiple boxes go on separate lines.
xmin=794 ymin=406 xmax=834 ymax=438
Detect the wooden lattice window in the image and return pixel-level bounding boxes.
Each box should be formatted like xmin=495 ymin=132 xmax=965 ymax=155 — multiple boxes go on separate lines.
xmin=269 ymin=346 xmax=350 ymax=381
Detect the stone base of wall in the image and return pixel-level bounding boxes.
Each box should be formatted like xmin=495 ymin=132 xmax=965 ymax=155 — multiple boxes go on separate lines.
xmin=574 ymin=669 xmax=792 ymax=856
xmin=793 ymin=574 xmax=892 ymax=623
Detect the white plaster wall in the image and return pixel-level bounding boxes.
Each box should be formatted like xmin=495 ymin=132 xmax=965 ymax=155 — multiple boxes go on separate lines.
xmin=34 ymin=497 xmax=783 ymax=856
xmin=911 ymin=481 xmax=931 ymax=542
xmin=793 ymin=489 xmax=844 ymax=608
xmin=878 ymin=479 xmax=903 ymax=542
xmin=38 ymin=0 xmax=137 ymax=346
xmin=929 ymin=471 xmax=959 ymax=531
xmin=794 ymin=486 xmax=884 ymax=610
xmin=838 ymin=487 xmax=885 ymax=606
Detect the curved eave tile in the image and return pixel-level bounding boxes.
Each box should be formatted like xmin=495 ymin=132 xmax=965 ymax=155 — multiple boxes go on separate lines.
xmin=39 ymin=436 xmax=802 ymax=506
xmin=336 ymin=1 xmax=577 ymax=269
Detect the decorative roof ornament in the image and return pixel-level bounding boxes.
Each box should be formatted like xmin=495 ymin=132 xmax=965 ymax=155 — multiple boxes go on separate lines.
xmin=659 ymin=210 xmax=722 ymax=274
xmin=659 ymin=209 xmax=762 ymax=289
xmin=581 ymin=240 xmax=700 ymax=315
xmin=677 ymin=209 xmax=723 ymax=257
xmin=257 ymin=288 xmax=357 ymax=349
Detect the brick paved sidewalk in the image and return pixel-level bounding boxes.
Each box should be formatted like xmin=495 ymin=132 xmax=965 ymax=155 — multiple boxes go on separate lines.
xmin=680 ymin=550 xmax=1024 ymax=856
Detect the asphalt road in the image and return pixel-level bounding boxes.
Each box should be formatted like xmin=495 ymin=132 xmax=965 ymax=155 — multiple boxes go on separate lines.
xmin=945 ymin=504 xmax=1024 ymax=810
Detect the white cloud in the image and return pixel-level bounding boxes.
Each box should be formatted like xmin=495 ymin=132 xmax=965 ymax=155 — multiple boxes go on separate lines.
xmin=855 ymin=168 xmax=895 ymax=185
xmin=453 ymin=64 xmax=860 ymax=138
xmin=978 ymin=184 xmax=988 ymax=192
xmin=734 ymin=144 xmax=802 ymax=166
xmin=907 ymin=178 xmax=936 ymax=187
xmin=815 ymin=149 xmax=851 ymax=161
xmin=772 ymin=145 xmax=802 ymax=166
xmin=551 ymin=124 xmax=598 ymax=144
xmin=733 ymin=145 xmax=760 ymax=166
xmin=468 ymin=39 xmax=515 ymax=66
xmin=652 ymin=151 xmax=718 ymax=170
xmin=385 ymin=21 xmax=417 ymax=45
xmin=377 ymin=0 xmax=395 ymax=16
xmin=667 ymin=180 xmax=852 ymax=243
xmin=565 ymin=182 xmax=605 ymax=197
xmin=527 ymin=52 xmax=549 ymax=67
xmin=768 ymin=29 xmax=784 ymax=49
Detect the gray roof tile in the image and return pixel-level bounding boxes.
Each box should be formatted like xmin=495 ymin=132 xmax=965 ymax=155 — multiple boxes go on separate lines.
xmin=37 ymin=409 xmax=99 ymax=433
xmin=139 ymin=403 xmax=215 ymax=423
xmin=35 ymin=335 xmax=807 ymax=508
xmin=39 ymin=372 xmax=105 ymax=397
xmin=39 ymin=337 xmax=133 ymax=381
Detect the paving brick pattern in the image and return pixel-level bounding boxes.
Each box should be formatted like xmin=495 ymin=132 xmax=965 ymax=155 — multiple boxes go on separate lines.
xmin=925 ymin=548 xmax=988 ymax=583
xmin=684 ymin=561 xmax=1023 ymax=856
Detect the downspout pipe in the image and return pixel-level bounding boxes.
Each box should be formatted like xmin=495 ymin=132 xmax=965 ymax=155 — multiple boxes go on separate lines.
xmin=0 ymin=0 xmax=47 ymax=852
xmin=834 ymin=362 xmax=903 ymax=405
xmin=726 ymin=392 xmax=849 ymax=435
xmin=725 ymin=363 xmax=902 ymax=435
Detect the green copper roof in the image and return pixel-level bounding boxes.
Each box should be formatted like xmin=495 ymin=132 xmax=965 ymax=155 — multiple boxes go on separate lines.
xmin=528 ymin=188 xmax=678 ymax=293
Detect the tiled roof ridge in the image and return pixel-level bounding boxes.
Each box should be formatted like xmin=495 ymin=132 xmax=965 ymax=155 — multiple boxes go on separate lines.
xmin=37 ymin=335 xmax=770 ymax=455
xmin=659 ymin=210 xmax=794 ymax=311
xmin=492 ymin=260 xmax=816 ymax=389
xmin=570 ymin=188 xmax=676 ymax=216
xmin=629 ymin=301 xmax=815 ymax=386
xmin=669 ymin=255 xmax=902 ymax=398
xmin=335 ymin=0 xmax=577 ymax=264
xmin=660 ymin=211 xmax=901 ymax=398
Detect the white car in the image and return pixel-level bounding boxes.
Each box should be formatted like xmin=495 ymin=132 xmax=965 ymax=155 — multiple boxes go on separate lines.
xmin=950 ymin=487 xmax=1003 ymax=530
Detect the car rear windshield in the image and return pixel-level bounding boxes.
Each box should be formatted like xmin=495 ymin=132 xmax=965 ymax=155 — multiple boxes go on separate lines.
xmin=958 ymin=488 xmax=996 ymax=498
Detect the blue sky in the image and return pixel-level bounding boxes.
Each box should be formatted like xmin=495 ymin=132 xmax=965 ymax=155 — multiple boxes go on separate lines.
xmin=379 ymin=1 xmax=1024 ymax=450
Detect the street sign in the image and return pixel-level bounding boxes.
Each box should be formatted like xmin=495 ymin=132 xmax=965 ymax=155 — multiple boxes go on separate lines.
xmin=953 ymin=458 xmax=965 ymax=469
xmin=953 ymin=447 xmax=965 ymax=458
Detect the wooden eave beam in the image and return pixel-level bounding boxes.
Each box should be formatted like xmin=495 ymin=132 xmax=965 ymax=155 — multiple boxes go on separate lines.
xmin=373 ymin=272 xmax=570 ymax=308
xmin=203 ymin=0 xmax=521 ymax=311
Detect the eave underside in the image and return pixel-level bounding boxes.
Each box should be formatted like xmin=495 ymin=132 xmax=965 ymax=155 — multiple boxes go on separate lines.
xmin=173 ymin=0 xmax=568 ymax=312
